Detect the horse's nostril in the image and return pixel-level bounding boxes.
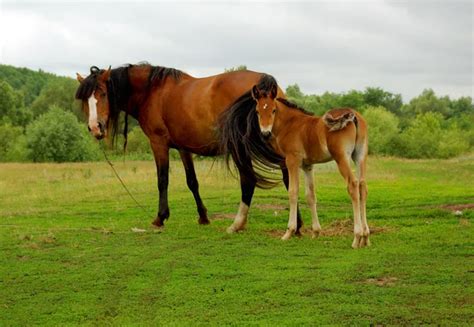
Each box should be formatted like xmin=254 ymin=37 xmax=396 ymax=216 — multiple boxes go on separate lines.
xmin=98 ymin=122 xmax=104 ymax=133
xmin=88 ymin=126 xmax=91 ymax=132
xmin=261 ymin=131 xmax=272 ymax=140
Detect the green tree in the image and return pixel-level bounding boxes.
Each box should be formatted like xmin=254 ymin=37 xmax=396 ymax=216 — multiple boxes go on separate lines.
xmin=363 ymin=106 xmax=400 ymax=155
xmin=286 ymin=84 xmax=304 ymax=99
xmin=363 ymin=87 xmax=403 ymax=115
xmin=0 ymin=80 xmax=16 ymax=120
xmin=402 ymin=89 xmax=451 ymax=117
xmin=26 ymin=106 xmax=100 ymax=162
xmin=30 ymin=78 xmax=79 ymax=119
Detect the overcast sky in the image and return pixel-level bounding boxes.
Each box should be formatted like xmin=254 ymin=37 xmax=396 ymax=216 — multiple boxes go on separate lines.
xmin=0 ymin=0 xmax=472 ymax=101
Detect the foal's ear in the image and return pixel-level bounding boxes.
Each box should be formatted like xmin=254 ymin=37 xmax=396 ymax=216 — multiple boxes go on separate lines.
xmin=100 ymin=66 xmax=112 ymax=82
xmin=270 ymin=83 xmax=277 ymax=99
xmin=76 ymin=73 xmax=84 ymax=83
xmin=251 ymin=85 xmax=261 ymax=101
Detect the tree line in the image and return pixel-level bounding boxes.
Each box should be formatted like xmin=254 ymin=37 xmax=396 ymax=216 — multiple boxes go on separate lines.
xmin=0 ymin=64 xmax=472 ymax=162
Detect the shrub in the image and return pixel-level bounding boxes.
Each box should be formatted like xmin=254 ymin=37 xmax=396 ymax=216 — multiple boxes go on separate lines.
xmin=363 ymin=106 xmax=400 ymax=155
xmin=25 ymin=106 xmax=100 ymax=162
xmin=0 ymin=123 xmax=28 ymax=162
xmin=126 ymin=127 xmax=151 ymax=154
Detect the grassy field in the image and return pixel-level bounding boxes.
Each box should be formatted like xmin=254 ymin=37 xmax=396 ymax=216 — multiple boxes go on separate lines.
xmin=1 ymin=155 xmax=473 ymax=325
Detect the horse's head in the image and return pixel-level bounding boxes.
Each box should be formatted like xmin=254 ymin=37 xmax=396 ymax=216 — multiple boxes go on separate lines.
xmin=251 ymin=82 xmax=278 ymax=140
xmin=75 ymin=66 xmax=112 ymax=140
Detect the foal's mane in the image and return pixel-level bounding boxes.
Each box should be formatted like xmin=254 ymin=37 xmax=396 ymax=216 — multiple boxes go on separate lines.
xmin=75 ymin=63 xmax=184 ymax=147
xmin=276 ymin=97 xmax=314 ymax=116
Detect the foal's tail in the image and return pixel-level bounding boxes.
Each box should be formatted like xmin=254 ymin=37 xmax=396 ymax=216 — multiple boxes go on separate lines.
xmin=323 ymin=108 xmax=368 ymax=163
xmin=218 ymin=74 xmax=283 ymax=188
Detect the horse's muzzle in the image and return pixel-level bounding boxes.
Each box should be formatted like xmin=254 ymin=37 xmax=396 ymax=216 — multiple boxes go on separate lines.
xmin=261 ymin=131 xmax=272 ymax=140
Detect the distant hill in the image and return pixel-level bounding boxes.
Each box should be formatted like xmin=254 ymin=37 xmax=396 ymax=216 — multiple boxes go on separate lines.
xmin=0 ymin=64 xmax=73 ymax=106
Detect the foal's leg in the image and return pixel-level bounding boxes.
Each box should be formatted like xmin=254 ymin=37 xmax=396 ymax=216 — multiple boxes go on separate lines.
xmin=179 ymin=150 xmax=209 ymax=225
xmin=227 ymin=166 xmax=256 ymax=233
xmin=303 ymin=167 xmax=321 ymax=238
xmin=282 ymin=155 xmax=300 ymax=241
xmin=150 ymin=140 xmax=170 ymax=227
xmin=357 ymin=157 xmax=370 ymax=246
xmin=282 ymin=164 xmax=304 ymax=235
xmin=334 ymin=155 xmax=365 ymax=248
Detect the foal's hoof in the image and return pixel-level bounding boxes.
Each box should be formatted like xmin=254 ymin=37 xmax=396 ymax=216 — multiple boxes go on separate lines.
xmin=227 ymin=224 xmax=245 ymax=234
xmin=311 ymin=230 xmax=321 ymax=239
xmin=198 ymin=217 xmax=210 ymax=225
xmin=281 ymin=229 xmax=294 ymax=240
xmin=352 ymin=235 xmax=371 ymax=248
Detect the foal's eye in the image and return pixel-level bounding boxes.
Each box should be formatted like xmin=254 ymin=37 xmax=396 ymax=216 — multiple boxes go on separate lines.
xmin=100 ymin=93 xmax=106 ymax=98
xmin=272 ymin=109 xmax=276 ymax=114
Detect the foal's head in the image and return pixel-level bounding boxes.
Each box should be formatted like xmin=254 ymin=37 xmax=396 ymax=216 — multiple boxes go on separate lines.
xmin=251 ymin=83 xmax=278 ymax=139
xmin=75 ymin=66 xmax=111 ymax=140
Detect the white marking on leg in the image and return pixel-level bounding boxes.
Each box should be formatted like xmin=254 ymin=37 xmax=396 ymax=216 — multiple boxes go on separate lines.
xmin=227 ymin=202 xmax=249 ymax=233
xmin=304 ymin=168 xmax=321 ymax=238
xmin=88 ymin=94 xmax=98 ymax=130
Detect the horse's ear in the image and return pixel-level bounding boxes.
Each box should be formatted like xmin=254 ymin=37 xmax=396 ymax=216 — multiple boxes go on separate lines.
xmin=76 ymin=73 xmax=84 ymax=83
xmin=270 ymin=84 xmax=277 ymax=99
xmin=251 ymin=85 xmax=261 ymax=101
xmin=100 ymin=66 xmax=112 ymax=82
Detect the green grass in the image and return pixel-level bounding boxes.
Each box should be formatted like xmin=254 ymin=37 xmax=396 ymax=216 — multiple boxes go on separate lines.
xmin=1 ymin=156 xmax=473 ymax=325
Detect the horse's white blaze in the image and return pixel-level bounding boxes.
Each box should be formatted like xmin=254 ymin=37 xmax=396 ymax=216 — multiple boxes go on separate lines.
xmin=227 ymin=202 xmax=249 ymax=233
xmin=87 ymin=94 xmax=98 ymax=128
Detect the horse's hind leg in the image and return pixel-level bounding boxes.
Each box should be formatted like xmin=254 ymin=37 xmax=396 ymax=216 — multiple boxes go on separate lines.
xmin=282 ymin=164 xmax=304 ymax=235
xmin=150 ymin=140 xmax=170 ymax=228
xmin=179 ymin=151 xmax=209 ymax=225
xmin=227 ymin=166 xmax=256 ymax=233
xmin=356 ymin=155 xmax=370 ymax=246
xmin=334 ymin=154 xmax=366 ymax=248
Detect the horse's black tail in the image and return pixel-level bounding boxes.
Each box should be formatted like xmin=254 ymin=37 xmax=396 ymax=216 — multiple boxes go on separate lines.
xmin=218 ymin=74 xmax=283 ymax=189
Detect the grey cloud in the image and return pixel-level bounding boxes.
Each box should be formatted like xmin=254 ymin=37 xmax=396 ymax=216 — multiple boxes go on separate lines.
xmin=1 ymin=0 xmax=472 ymax=100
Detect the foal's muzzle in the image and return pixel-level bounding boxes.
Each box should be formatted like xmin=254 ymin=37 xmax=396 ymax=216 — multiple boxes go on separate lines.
xmin=261 ymin=130 xmax=272 ymax=140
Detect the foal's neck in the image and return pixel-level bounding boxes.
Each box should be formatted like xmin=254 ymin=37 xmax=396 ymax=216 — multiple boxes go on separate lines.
xmin=273 ymin=106 xmax=317 ymax=136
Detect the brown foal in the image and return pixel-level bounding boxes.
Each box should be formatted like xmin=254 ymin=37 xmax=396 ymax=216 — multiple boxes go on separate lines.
xmin=250 ymin=84 xmax=370 ymax=248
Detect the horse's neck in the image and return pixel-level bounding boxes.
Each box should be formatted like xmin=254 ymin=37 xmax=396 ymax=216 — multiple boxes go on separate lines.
xmin=273 ymin=107 xmax=314 ymax=136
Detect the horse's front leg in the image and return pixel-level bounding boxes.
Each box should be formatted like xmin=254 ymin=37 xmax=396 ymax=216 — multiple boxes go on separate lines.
xmin=281 ymin=164 xmax=303 ymax=235
xmin=227 ymin=165 xmax=256 ymax=233
xmin=179 ymin=150 xmax=209 ymax=225
xmin=150 ymin=139 xmax=170 ymax=228
xmin=303 ymin=166 xmax=321 ymax=238
xmin=282 ymin=155 xmax=300 ymax=240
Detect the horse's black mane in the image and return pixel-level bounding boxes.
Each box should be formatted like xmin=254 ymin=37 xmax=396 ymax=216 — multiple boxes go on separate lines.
xmin=218 ymin=74 xmax=284 ymax=188
xmin=75 ymin=63 xmax=184 ymax=147
xmin=276 ymin=97 xmax=314 ymax=116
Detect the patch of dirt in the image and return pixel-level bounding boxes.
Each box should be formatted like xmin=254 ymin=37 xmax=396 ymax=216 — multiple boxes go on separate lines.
xmin=254 ymin=203 xmax=287 ymax=211
xmin=439 ymin=203 xmax=474 ymax=211
xmin=265 ymin=219 xmax=391 ymax=238
xmin=459 ymin=218 xmax=470 ymax=226
xmin=209 ymin=213 xmax=235 ymax=221
xmin=363 ymin=276 xmax=398 ymax=287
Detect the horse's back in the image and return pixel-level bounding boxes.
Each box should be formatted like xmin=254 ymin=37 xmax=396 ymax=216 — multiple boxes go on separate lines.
xmin=158 ymin=70 xmax=267 ymax=155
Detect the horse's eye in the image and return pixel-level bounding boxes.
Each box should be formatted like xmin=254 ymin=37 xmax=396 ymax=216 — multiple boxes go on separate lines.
xmin=101 ymin=93 xmax=106 ymax=98
xmin=272 ymin=109 xmax=276 ymax=114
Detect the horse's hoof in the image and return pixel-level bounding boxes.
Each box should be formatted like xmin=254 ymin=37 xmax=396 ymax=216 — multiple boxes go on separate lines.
xmin=152 ymin=218 xmax=164 ymax=228
xmin=311 ymin=230 xmax=321 ymax=239
xmin=198 ymin=218 xmax=210 ymax=225
xmin=281 ymin=230 xmax=293 ymax=240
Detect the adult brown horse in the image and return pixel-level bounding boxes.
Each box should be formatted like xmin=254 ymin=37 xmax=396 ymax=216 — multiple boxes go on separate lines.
xmin=75 ymin=64 xmax=301 ymax=232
